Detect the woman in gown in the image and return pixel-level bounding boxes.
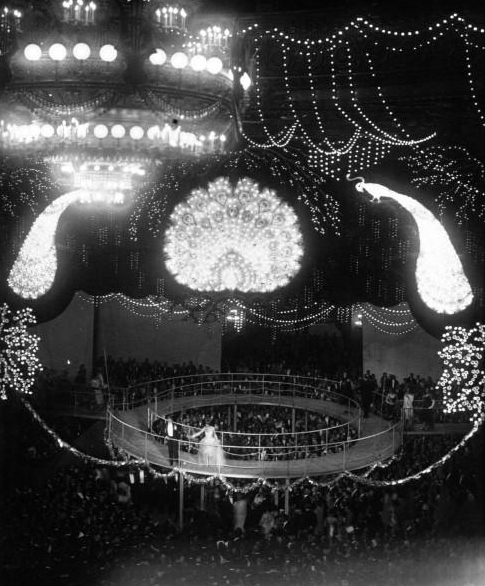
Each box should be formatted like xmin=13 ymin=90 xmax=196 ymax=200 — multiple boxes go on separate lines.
xmin=191 ymin=424 xmax=225 ymax=467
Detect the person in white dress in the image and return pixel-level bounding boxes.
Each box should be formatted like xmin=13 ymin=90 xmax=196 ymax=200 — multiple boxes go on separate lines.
xmin=190 ymin=424 xmax=225 ymax=467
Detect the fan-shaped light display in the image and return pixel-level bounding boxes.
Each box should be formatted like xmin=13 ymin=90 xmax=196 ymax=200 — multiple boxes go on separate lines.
xmin=111 ymin=124 xmax=125 ymax=138
xmin=354 ymin=179 xmax=474 ymax=314
xmin=149 ymin=48 xmax=167 ymax=65
xmin=206 ymin=56 xmax=223 ymax=75
xmin=99 ymin=44 xmax=117 ymax=62
xmin=190 ymin=54 xmax=206 ymax=72
xmin=93 ymin=124 xmax=108 ymax=138
xmin=171 ymin=51 xmax=188 ymax=69
xmin=24 ymin=43 xmax=42 ymax=61
xmin=164 ymin=177 xmax=303 ymax=292
xmin=73 ymin=42 xmax=91 ymax=60
xmin=48 ymin=43 xmax=67 ymax=61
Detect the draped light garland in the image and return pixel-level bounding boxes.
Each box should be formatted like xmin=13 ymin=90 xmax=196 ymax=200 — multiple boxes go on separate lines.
xmin=19 ymin=392 xmax=482 ymax=492
xmin=400 ymin=145 xmax=485 ymax=224
xmin=437 ymin=323 xmax=485 ymax=424
xmin=355 ymin=302 xmax=419 ymax=336
xmin=0 ymin=305 xmax=42 ymax=401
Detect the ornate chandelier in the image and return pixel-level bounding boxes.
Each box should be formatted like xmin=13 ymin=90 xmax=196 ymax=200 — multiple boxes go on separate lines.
xmin=0 ymin=0 xmax=253 ymax=300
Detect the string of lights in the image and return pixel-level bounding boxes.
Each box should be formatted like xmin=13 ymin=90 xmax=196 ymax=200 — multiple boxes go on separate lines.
xmin=18 ymin=392 xmax=483 ymax=493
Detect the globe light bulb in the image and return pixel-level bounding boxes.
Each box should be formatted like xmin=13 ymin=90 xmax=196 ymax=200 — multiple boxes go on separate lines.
xmin=190 ymin=54 xmax=206 ymax=72
xmin=171 ymin=51 xmax=188 ymax=69
xmin=149 ymin=48 xmax=167 ymax=66
xmin=206 ymin=56 xmax=223 ymax=75
xmin=129 ymin=126 xmax=144 ymax=140
xmin=93 ymin=124 xmax=108 ymax=139
xmin=24 ymin=43 xmax=42 ymax=61
xmin=111 ymin=124 xmax=125 ymax=139
xmin=73 ymin=42 xmax=91 ymax=60
xmin=48 ymin=43 xmax=67 ymax=61
xmin=99 ymin=44 xmax=117 ymax=62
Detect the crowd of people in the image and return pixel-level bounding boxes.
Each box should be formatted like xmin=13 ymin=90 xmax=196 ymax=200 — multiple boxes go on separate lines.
xmin=2 ymin=391 xmax=483 ymax=586
xmin=158 ymin=405 xmax=358 ymax=461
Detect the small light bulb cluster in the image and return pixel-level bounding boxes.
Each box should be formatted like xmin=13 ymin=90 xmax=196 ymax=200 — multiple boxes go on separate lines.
xmin=0 ymin=304 xmax=42 ymax=401
xmin=437 ymin=323 xmax=485 ymax=424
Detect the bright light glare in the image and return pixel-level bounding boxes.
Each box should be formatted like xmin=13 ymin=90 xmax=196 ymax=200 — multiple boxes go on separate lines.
xmin=240 ymin=72 xmax=252 ymax=90
xmin=355 ymin=180 xmax=474 ymax=314
xmin=24 ymin=43 xmax=42 ymax=61
xmin=99 ymin=44 xmax=117 ymax=62
xmin=40 ymin=124 xmax=55 ymax=138
xmin=149 ymin=48 xmax=166 ymax=65
xmin=206 ymin=56 xmax=223 ymax=75
xmin=73 ymin=42 xmax=91 ymax=60
xmin=164 ymin=177 xmax=303 ymax=292
xmin=48 ymin=43 xmax=67 ymax=61
xmin=171 ymin=51 xmax=188 ymax=69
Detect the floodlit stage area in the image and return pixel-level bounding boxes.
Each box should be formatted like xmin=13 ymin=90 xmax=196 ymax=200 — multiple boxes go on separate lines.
xmin=108 ymin=373 xmax=401 ymax=478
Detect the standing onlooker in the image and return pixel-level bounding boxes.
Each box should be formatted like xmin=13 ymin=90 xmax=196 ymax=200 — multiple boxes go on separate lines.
xmin=422 ymin=390 xmax=436 ymax=431
xmin=232 ymin=493 xmax=248 ymax=534
xmin=403 ymin=387 xmax=414 ymax=430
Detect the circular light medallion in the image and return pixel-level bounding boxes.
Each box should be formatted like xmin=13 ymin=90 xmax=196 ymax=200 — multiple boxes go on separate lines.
xmin=164 ymin=177 xmax=303 ymax=292
xmin=149 ymin=48 xmax=167 ymax=66
xmin=111 ymin=124 xmax=125 ymax=139
xmin=40 ymin=124 xmax=55 ymax=138
xmin=171 ymin=51 xmax=188 ymax=69
xmin=190 ymin=54 xmax=207 ymax=72
xmin=206 ymin=56 xmax=223 ymax=75
xmin=24 ymin=43 xmax=42 ymax=61
xmin=93 ymin=124 xmax=108 ymax=139
xmin=73 ymin=42 xmax=91 ymax=60
xmin=129 ymin=126 xmax=144 ymax=140
xmin=99 ymin=44 xmax=117 ymax=62
xmin=48 ymin=43 xmax=67 ymax=61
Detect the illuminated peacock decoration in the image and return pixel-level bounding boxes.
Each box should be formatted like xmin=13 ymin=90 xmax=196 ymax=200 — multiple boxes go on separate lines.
xmin=164 ymin=177 xmax=304 ymax=292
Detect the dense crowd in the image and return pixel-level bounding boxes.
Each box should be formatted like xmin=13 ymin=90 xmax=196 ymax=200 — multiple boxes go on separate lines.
xmin=1 ymin=394 xmax=483 ymax=586
xmin=161 ymin=405 xmax=358 ymax=461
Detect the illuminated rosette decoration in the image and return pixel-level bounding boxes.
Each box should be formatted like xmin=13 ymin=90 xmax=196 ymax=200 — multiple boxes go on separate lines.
xmin=0 ymin=304 xmax=42 ymax=401
xmin=164 ymin=177 xmax=304 ymax=292
xmin=437 ymin=323 xmax=485 ymax=424
xmin=354 ymin=179 xmax=473 ymax=315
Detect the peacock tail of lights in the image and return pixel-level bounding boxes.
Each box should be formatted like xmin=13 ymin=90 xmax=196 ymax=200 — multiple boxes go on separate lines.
xmin=8 ymin=190 xmax=125 ymax=300
xmin=354 ymin=180 xmax=474 ymax=315
xmin=164 ymin=177 xmax=304 ymax=292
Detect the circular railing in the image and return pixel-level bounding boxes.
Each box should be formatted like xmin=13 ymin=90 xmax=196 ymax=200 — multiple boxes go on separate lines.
xmin=106 ymin=372 xmax=402 ymax=477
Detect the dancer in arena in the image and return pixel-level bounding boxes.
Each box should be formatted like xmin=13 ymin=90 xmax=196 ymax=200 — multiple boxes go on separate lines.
xmin=190 ymin=423 xmax=225 ymax=467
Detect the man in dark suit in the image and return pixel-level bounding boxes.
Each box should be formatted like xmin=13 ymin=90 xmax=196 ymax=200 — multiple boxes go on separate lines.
xmin=166 ymin=416 xmax=180 ymax=466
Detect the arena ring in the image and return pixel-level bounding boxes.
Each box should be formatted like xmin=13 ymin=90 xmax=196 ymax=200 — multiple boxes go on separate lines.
xmin=107 ymin=373 xmax=402 ymax=479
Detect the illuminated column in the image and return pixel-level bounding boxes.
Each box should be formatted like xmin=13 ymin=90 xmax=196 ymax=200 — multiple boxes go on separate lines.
xmin=354 ymin=180 xmax=473 ymax=315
